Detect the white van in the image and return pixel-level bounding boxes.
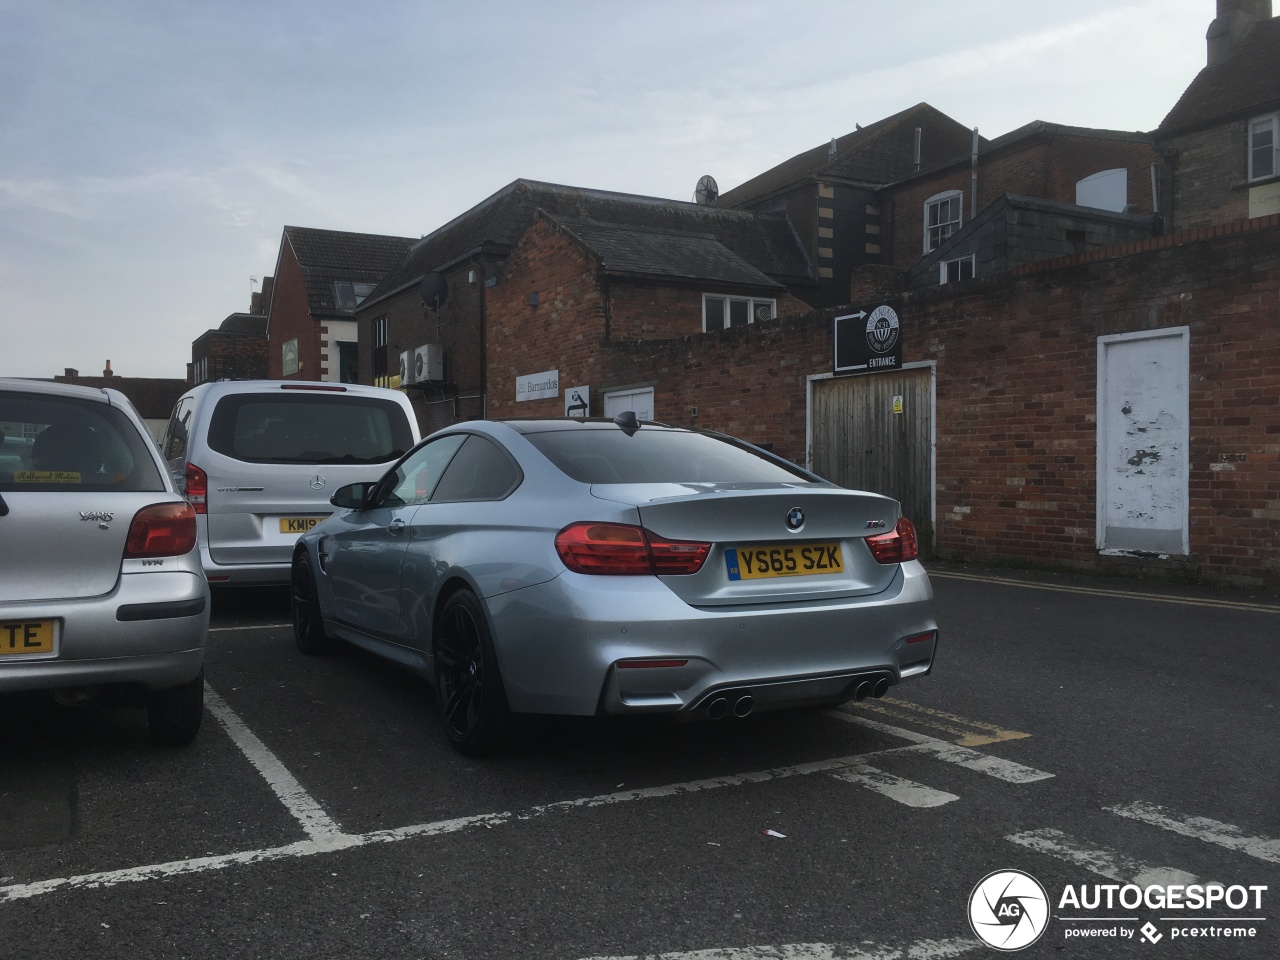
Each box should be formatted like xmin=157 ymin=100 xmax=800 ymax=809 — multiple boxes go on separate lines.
xmin=161 ymin=381 xmax=420 ymax=586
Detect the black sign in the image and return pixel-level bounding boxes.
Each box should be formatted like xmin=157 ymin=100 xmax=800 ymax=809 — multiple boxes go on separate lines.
xmin=834 ymin=301 xmax=903 ymax=373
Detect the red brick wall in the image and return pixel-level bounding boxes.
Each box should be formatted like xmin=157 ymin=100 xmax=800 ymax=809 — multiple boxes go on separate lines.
xmin=491 ymin=214 xmax=1280 ymax=587
xmin=266 ymin=242 xmax=314 ymax=380
xmin=883 ymin=134 xmax=1160 ymax=270
xmin=1163 ymin=120 xmax=1252 ymax=229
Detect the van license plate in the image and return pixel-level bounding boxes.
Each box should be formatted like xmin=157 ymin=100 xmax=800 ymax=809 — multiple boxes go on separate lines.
xmin=280 ymin=517 xmax=325 ymax=534
xmin=1 ymin=620 xmax=55 ymax=656
xmin=725 ymin=543 xmax=844 ymax=581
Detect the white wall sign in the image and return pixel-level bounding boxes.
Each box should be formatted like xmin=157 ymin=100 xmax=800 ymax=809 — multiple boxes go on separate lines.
xmin=564 ymin=386 xmax=590 ymax=417
xmin=516 ymin=369 xmax=559 ymax=402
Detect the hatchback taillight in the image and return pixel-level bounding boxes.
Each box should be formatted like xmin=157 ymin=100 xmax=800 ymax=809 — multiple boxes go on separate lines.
xmin=866 ymin=517 xmax=919 ymax=564
xmin=555 ymin=522 xmax=710 ymax=576
xmin=125 ymin=503 xmax=198 ymax=558
xmin=184 ymin=462 xmax=207 ymax=514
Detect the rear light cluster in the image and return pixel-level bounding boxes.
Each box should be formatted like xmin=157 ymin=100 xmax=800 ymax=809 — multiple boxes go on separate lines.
xmin=125 ymin=503 xmax=198 ymax=559
xmin=184 ymin=463 xmax=208 ymax=514
xmin=866 ymin=517 xmax=919 ymax=564
xmin=555 ymin=522 xmax=710 ymax=576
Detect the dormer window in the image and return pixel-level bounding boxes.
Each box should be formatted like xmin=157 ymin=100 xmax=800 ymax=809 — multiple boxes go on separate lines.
xmin=924 ymin=191 xmax=963 ymax=253
xmin=1250 ymin=114 xmax=1277 ymax=182
xmin=334 ymin=281 xmax=376 ymax=309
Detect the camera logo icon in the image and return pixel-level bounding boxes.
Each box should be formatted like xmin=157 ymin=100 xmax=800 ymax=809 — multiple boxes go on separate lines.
xmin=968 ymin=869 xmax=1050 ymax=951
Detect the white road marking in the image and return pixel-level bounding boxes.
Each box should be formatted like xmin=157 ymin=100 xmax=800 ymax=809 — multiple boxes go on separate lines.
xmin=928 ymin=570 xmax=1280 ymax=614
xmin=1108 ymin=802 xmax=1280 ymax=865
xmin=203 ymin=683 xmax=345 ymax=842
xmin=575 ymin=937 xmax=982 ymax=960
xmin=825 ymin=711 xmax=1055 ymax=784
xmin=830 ymin=762 xmax=958 ymax=808
xmin=1007 ymin=828 xmax=1213 ymax=887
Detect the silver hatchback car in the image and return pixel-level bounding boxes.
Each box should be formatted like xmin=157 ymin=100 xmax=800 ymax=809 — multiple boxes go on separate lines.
xmin=292 ymin=416 xmax=938 ymax=755
xmin=0 ymin=379 xmax=209 ymax=746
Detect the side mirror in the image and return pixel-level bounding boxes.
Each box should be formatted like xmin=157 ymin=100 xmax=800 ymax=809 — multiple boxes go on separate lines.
xmin=330 ymin=482 xmax=375 ymax=509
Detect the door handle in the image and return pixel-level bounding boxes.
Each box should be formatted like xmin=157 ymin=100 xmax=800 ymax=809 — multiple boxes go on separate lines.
xmin=388 ymin=518 xmax=406 ymax=535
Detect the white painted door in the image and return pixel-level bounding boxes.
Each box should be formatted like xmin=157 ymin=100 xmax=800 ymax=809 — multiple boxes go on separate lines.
xmin=603 ymin=387 xmax=654 ymax=422
xmin=1097 ymin=328 xmax=1190 ymax=555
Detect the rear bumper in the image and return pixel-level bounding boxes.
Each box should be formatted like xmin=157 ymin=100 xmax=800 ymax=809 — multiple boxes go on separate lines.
xmin=197 ymin=540 xmax=290 ymax=586
xmin=0 ymin=571 xmax=208 ymax=694
xmin=485 ymin=560 xmax=937 ymax=716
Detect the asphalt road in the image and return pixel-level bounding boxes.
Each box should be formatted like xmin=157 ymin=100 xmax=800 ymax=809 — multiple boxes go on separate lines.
xmin=1 ymin=565 xmax=1277 ymax=960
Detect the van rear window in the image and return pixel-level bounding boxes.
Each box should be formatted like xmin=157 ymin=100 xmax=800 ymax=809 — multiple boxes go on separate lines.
xmin=208 ymin=394 xmax=414 ymax=465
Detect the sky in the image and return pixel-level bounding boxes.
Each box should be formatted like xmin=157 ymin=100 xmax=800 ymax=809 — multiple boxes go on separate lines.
xmin=0 ymin=0 xmax=1214 ymax=380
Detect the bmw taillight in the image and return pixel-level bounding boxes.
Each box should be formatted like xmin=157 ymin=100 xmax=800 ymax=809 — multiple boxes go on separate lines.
xmin=184 ymin=462 xmax=208 ymax=514
xmin=555 ymin=522 xmax=710 ymax=576
xmin=866 ymin=517 xmax=919 ymax=564
xmin=125 ymin=503 xmax=198 ymax=558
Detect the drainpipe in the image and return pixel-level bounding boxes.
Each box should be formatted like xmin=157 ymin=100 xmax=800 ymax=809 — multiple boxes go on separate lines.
xmin=970 ymin=128 xmax=979 ymax=219
xmin=477 ymin=257 xmax=488 ymax=419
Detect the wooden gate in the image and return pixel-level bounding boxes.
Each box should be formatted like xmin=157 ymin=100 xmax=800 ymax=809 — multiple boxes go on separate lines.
xmin=810 ymin=367 xmax=934 ymax=543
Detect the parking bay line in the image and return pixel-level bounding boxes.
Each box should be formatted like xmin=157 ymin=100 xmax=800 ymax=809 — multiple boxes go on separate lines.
xmin=848 ymin=698 xmax=1031 ymax=748
xmin=0 ymin=712 xmax=1053 ymax=903
xmin=1108 ymin=801 xmax=1280 ymax=865
xmin=1007 ymin=827 xmax=1214 ymax=888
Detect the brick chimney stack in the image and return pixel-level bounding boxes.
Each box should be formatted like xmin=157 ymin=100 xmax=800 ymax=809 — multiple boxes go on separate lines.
xmin=1207 ymin=0 xmax=1272 ymax=65
xmin=103 ymin=359 xmax=113 ymax=378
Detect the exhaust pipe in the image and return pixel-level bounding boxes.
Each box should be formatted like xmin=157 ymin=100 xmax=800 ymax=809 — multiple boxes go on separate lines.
xmin=733 ymin=695 xmax=754 ymax=718
xmin=871 ymin=676 xmax=890 ymax=699
xmin=706 ymin=697 xmax=729 ymax=720
xmin=853 ymin=681 xmax=872 ymax=701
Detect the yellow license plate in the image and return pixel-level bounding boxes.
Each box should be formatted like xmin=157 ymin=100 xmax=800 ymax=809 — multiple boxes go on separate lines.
xmin=0 ymin=620 xmax=55 ymax=655
xmin=280 ymin=517 xmax=325 ymax=534
xmin=725 ymin=543 xmax=844 ymax=581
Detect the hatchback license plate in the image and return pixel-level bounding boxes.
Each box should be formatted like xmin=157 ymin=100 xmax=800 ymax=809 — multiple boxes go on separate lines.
xmin=280 ymin=517 xmax=325 ymax=534
xmin=1 ymin=620 xmax=55 ymax=655
xmin=725 ymin=543 xmax=844 ymax=581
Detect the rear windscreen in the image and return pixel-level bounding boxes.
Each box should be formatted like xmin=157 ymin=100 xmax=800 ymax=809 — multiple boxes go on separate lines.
xmin=208 ymin=393 xmax=414 ymax=465
xmin=524 ymin=429 xmax=814 ymax=484
xmin=0 ymin=391 xmax=164 ymax=492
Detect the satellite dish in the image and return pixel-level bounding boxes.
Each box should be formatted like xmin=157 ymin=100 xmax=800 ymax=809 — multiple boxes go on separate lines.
xmin=419 ymin=272 xmax=448 ymax=310
xmin=694 ymin=175 xmax=719 ymax=206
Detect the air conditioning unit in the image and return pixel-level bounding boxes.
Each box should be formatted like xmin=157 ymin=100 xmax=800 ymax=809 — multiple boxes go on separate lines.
xmin=399 ymin=350 xmax=415 ymax=385
xmin=413 ymin=344 xmax=444 ymax=383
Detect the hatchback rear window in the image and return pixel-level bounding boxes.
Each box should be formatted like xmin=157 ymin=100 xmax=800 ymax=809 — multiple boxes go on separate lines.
xmin=524 ymin=428 xmax=814 ymax=484
xmin=207 ymin=393 xmax=414 ymax=465
xmin=0 ymin=391 xmax=164 ymax=492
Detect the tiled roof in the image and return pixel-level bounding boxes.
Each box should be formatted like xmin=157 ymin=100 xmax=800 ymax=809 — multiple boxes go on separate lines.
xmin=363 ymin=180 xmax=813 ymax=308
xmin=717 ymin=103 xmax=979 ymax=207
xmin=1158 ymin=16 xmax=1280 ymax=135
xmin=51 ymin=376 xmax=188 ymax=419
xmin=281 ymin=226 xmax=415 ymax=318
xmin=548 ymin=215 xmax=783 ymax=288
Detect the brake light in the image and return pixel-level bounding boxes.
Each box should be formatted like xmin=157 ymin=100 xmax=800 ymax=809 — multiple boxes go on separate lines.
xmin=184 ymin=462 xmax=208 ymax=514
xmin=554 ymin=522 xmax=710 ymax=576
xmin=125 ymin=503 xmax=198 ymax=558
xmin=866 ymin=517 xmax=919 ymax=564
xmin=281 ymin=384 xmax=347 ymax=392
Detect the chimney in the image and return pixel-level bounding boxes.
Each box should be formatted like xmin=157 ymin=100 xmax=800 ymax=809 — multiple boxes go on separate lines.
xmin=1207 ymin=0 xmax=1271 ymax=65
xmin=103 ymin=359 xmax=113 ymax=378
xmin=63 ymin=368 xmax=78 ymax=378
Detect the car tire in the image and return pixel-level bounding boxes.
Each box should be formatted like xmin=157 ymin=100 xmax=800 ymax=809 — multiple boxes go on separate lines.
xmin=148 ymin=668 xmax=204 ymax=747
xmin=434 ymin=589 xmax=513 ymax=756
xmin=292 ymin=552 xmax=334 ymax=655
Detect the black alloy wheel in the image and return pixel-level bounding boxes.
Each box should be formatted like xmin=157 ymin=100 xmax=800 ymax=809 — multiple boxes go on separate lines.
xmin=291 ymin=552 xmax=334 ymax=655
xmin=434 ymin=589 xmax=512 ymax=756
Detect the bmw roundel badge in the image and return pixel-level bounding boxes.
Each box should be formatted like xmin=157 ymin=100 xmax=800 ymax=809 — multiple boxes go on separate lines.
xmin=786 ymin=506 xmax=804 ymax=531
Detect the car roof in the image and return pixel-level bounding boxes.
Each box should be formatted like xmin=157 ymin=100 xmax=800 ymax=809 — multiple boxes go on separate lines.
xmin=0 ymin=378 xmax=113 ymax=404
xmin=182 ymin=380 xmax=407 ymax=398
xmin=497 ymin=418 xmax=684 ymax=435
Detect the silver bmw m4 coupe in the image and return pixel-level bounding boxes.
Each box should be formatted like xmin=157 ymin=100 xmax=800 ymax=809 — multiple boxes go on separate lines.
xmin=291 ymin=416 xmax=938 ymax=754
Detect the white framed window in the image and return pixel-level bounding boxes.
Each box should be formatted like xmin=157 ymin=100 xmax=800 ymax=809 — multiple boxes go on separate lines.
xmin=702 ymin=295 xmax=775 ymax=332
xmin=939 ymin=254 xmax=975 ymax=285
xmin=923 ymin=191 xmax=963 ymax=253
xmin=1249 ymin=114 xmax=1278 ymax=182
xmin=373 ymin=316 xmax=388 ymax=348
xmin=334 ymin=281 xmax=376 ymax=309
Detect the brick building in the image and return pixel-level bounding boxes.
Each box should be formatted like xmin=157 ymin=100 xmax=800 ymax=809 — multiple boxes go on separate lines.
xmin=1155 ymin=1 xmax=1279 ymax=228
xmin=266 ymin=226 xmax=414 ymax=383
xmin=190 ymin=312 xmax=268 ymax=385
xmin=52 ymin=364 xmax=188 ymax=443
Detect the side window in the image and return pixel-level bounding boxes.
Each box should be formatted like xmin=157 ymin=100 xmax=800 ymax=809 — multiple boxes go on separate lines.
xmin=430 ymin=435 xmax=522 ymax=502
xmin=163 ymin=397 xmax=193 ymax=461
xmin=923 ymin=191 xmax=963 ymax=253
xmin=377 ymin=434 xmax=467 ymax=507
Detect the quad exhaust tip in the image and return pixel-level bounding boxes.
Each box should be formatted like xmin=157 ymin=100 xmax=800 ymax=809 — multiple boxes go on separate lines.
xmin=733 ymin=695 xmax=754 ymax=718
xmin=706 ymin=697 xmax=729 ymax=720
xmin=705 ymin=691 xmax=754 ymax=719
